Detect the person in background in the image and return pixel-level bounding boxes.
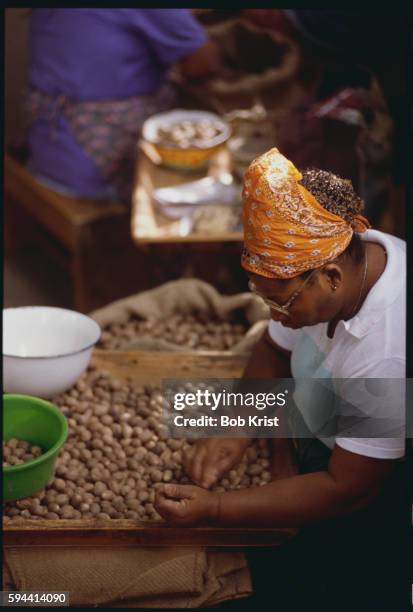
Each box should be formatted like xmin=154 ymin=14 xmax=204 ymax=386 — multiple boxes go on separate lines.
xmin=241 ymin=10 xmax=406 ymax=113
xmin=25 ymin=9 xmax=219 ymax=202
xmin=155 ymin=148 xmax=408 ymax=611
xmin=242 ymin=8 xmax=410 ymax=231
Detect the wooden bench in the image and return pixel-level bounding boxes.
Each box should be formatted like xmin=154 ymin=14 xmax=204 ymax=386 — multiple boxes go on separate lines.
xmin=4 ymin=153 xmax=249 ymax=311
xmin=4 ymin=154 xmax=152 ymax=312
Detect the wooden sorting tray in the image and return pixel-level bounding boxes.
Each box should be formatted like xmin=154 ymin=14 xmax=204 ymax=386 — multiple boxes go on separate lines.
xmin=4 ymin=520 xmax=296 ymax=548
xmin=4 ymin=350 xmax=297 ymax=547
xmin=132 ymin=143 xmax=243 ymax=244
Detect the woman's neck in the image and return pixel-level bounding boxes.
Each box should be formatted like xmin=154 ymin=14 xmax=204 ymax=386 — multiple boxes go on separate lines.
xmin=327 ymin=242 xmax=387 ymax=339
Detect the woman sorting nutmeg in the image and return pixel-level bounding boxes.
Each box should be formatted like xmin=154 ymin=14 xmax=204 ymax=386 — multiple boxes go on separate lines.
xmin=155 ymin=148 xmax=406 ymax=609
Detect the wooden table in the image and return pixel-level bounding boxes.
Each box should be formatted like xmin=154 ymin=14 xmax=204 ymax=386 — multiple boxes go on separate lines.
xmin=4 ymin=154 xmax=145 ymax=313
xmin=132 ymin=143 xmax=243 ymax=244
xmin=4 ymin=350 xmax=297 ymax=548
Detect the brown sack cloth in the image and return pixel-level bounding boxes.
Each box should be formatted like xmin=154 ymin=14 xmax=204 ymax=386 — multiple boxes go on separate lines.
xmin=90 ymin=278 xmax=269 ymax=353
xmin=181 ymin=18 xmax=300 ymax=114
xmin=4 ymin=547 xmax=251 ymax=608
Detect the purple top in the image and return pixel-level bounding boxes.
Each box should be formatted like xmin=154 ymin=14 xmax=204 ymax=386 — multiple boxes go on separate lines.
xmin=27 ymin=9 xmax=207 ymax=197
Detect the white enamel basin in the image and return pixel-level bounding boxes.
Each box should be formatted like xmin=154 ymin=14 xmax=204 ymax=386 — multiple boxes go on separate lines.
xmin=3 ymin=307 xmax=101 ymax=398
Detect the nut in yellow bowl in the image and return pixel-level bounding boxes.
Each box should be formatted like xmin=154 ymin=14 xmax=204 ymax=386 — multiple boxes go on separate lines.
xmin=142 ymin=109 xmax=231 ymax=171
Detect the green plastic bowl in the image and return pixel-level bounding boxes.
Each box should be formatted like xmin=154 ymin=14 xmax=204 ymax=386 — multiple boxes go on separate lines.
xmin=3 ymin=394 xmax=68 ymax=502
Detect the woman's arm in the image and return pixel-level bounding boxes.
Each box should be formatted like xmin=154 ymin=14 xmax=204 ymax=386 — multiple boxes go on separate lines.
xmin=156 ymin=445 xmax=396 ymax=526
xmin=183 ymin=329 xmax=292 ymax=488
xmin=244 ymin=328 xmax=292 ymax=378
xmin=179 ymin=40 xmax=221 ymax=79
xmin=215 ymin=445 xmax=395 ymax=526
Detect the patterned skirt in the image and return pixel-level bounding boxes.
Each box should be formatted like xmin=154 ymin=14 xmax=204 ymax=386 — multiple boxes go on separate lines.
xmin=25 ymin=84 xmax=176 ymax=202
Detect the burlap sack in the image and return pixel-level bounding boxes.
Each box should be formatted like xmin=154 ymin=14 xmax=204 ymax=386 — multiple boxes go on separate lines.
xmin=90 ymin=278 xmax=269 ymax=353
xmin=4 ymin=546 xmax=252 ymax=608
xmin=182 ymin=18 xmax=300 ymax=114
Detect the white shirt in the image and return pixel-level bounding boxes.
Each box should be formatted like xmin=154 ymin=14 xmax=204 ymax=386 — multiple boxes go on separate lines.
xmin=268 ymin=229 xmax=405 ymax=459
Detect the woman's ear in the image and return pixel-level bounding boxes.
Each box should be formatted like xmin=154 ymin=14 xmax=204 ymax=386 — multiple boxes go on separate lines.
xmin=321 ymin=264 xmax=343 ymax=293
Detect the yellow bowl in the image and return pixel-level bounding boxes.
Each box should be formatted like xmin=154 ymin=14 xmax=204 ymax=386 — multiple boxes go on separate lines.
xmin=142 ymin=109 xmax=231 ymax=171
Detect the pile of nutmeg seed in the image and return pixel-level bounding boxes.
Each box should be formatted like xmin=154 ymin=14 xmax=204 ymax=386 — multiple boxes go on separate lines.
xmin=3 ymin=439 xmax=43 ymax=467
xmin=97 ymin=313 xmax=247 ymax=351
xmin=3 ymin=368 xmax=272 ymax=523
xmin=156 ymin=119 xmax=225 ymax=149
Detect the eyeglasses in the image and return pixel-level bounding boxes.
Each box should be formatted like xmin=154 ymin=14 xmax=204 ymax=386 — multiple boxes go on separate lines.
xmin=248 ymin=269 xmax=318 ymax=317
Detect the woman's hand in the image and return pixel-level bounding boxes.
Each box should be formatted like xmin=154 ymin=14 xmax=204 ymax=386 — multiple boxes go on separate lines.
xmin=184 ymin=438 xmax=250 ymax=488
xmin=155 ymin=483 xmax=220 ymax=525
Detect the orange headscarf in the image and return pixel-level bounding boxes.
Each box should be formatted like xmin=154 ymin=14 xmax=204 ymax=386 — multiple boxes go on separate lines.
xmin=241 ymin=148 xmax=370 ymax=278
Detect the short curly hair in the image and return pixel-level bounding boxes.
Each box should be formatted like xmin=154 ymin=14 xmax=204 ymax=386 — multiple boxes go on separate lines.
xmin=300 ymin=168 xmax=364 ymax=223
xmin=299 ymin=168 xmax=366 ymax=268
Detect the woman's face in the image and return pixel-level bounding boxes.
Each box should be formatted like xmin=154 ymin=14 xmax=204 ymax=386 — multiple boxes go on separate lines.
xmin=249 ymin=269 xmax=341 ymax=329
